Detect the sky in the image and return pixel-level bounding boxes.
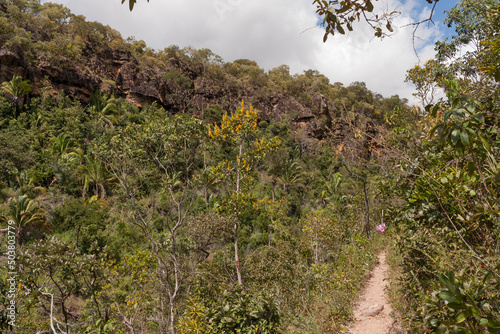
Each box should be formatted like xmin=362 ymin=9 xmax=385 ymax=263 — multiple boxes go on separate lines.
xmin=43 ymin=0 xmax=458 ymax=104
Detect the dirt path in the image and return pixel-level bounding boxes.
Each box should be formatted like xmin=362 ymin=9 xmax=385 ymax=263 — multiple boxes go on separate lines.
xmin=347 ymin=251 xmax=397 ymax=334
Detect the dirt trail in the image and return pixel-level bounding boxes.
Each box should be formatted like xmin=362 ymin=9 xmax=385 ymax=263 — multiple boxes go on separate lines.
xmin=347 ymin=251 xmax=398 ymax=334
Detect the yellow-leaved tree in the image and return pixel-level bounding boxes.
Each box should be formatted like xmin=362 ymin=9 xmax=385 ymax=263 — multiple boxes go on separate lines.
xmin=208 ymin=102 xmax=281 ymax=285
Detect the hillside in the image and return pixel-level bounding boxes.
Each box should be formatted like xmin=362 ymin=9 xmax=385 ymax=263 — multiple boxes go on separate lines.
xmin=0 ymin=2 xmax=411 ymax=333
xmin=1 ymin=1 xmax=499 ymax=334
xmin=0 ymin=1 xmax=409 ymax=141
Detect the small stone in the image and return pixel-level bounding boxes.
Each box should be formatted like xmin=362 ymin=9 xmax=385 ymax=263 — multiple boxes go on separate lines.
xmin=362 ymin=304 xmax=384 ymax=317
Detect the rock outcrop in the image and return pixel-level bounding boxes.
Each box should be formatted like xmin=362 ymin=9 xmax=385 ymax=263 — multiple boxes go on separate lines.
xmin=0 ymin=40 xmax=337 ymax=139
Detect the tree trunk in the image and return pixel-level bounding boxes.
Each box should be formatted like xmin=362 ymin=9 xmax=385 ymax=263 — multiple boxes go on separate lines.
xmin=271 ymin=179 xmax=276 ymax=201
xmin=169 ymin=301 xmax=176 ymax=334
xmin=234 ymin=219 xmax=242 ymax=285
xmin=363 ymin=180 xmax=370 ymax=239
xmin=234 ymin=143 xmax=243 ymax=285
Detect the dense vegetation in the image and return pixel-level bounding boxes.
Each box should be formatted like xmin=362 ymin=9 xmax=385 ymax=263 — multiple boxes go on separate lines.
xmin=390 ymin=1 xmax=500 ymax=332
xmin=0 ymin=0 xmax=499 ymax=333
xmin=0 ymin=1 xmax=406 ymax=333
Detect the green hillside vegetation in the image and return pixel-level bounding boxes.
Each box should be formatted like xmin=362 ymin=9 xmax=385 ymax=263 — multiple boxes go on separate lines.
xmin=0 ymin=0 xmax=498 ymax=333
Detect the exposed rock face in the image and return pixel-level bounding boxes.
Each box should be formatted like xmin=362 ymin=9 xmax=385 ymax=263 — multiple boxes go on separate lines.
xmin=0 ymin=43 xmax=335 ymax=139
xmin=0 ymin=49 xmax=26 ymax=82
xmin=116 ymin=61 xmax=163 ymax=107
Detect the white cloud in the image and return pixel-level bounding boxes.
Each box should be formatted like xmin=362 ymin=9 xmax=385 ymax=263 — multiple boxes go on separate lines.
xmin=42 ymin=0 xmax=448 ymax=104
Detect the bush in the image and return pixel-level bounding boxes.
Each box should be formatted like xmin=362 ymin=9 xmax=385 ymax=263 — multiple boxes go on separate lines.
xmin=178 ymin=287 xmax=281 ymax=334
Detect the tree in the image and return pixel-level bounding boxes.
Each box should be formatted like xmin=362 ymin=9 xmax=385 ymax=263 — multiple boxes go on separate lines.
xmin=96 ymin=113 xmax=207 ymax=333
xmin=387 ymin=2 xmax=500 ymax=330
xmin=302 ymin=211 xmax=346 ymax=265
xmin=314 ymin=0 xmax=442 ymax=41
xmin=208 ymin=101 xmax=281 ymax=285
xmin=0 ymin=129 xmax=34 ymax=186
xmin=78 ymin=155 xmax=116 ymax=199
xmin=0 ymin=75 xmax=32 ymax=119
xmin=18 ymin=237 xmax=113 ymax=334
xmin=342 ymin=162 xmax=371 ymax=239
xmin=0 ymin=195 xmax=51 ymax=245
xmin=406 ymin=0 xmax=499 ymax=101
xmin=163 ymin=70 xmax=194 ymax=113
xmin=479 ymin=3 xmax=500 ymax=81
xmin=276 ymin=159 xmax=303 ymax=193
xmin=89 ymin=91 xmax=118 ymax=116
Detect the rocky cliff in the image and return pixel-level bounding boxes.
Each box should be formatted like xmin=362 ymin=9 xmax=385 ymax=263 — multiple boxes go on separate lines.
xmin=0 ymin=1 xmax=400 ymax=147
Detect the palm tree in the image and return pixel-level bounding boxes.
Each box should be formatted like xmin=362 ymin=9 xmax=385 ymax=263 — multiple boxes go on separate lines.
xmin=277 ymin=159 xmax=304 ymax=192
xmin=89 ymin=91 xmax=119 ymax=128
xmin=0 ymin=195 xmax=51 ymax=245
xmin=52 ymin=133 xmax=75 ymax=156
xmin=0 ymin=75 xmax=32 ymax=119
xmin=79 ymin=156 xmax=116 ymax=199
xmin=51 ymin=133 xmax=83 ymax=165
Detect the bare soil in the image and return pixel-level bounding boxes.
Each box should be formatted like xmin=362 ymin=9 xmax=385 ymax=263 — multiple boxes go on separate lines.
xmin=347 ymin=251 xmax=400 ymax=334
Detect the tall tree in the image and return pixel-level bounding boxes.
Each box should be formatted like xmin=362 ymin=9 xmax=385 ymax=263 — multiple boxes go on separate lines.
xmin=208 ymin=102 xmax=280 ymax=285
xmin=96 ymin=113 xmax=206 ymax=334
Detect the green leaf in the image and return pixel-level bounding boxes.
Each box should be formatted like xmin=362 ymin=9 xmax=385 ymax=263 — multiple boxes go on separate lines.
xmin=456 ymin=328 xmax=472 ymax=334
xmin=465 ymin=104 xmax=475 ymax=114
xmin=487 ymin=325 xmax=500 ymax=333
xmin=470 ymin=305 xmax=481 ymax=319
xmin=439 ymin=291 xmax=461 ymax=305
xmin=430 ymin=318 xmax=441 ymax=327
xmin=455 ymin=310 xmax=469 ymax=323
xmin=473 ymin=113 xmax=485 ymax=123
xmin=448 ymin=302 xmax=466 ymax=310
xmin=452 ymin=108 xmax=466 ymax=119
xmin=432 ymin=104 xmax=440 ymax=117
xmin=438 ymin=273 xmax=462 ymax=299
xmin=451 ymin=129 xmax=460 ymax=145
xmin=479 ymin=135 xmax=491 ymax=152
xmin=486 ymin=318 xmax=500 ymax=331
xmin=437 ymin=324 xmax=450 ymax=334
xmin=438 ymin=124 xmax=446 ymax=137
xmin=460 ymin=130 xmax=469 ymax=145
xmin=337 ymin=22 xmax=345 ymax=34
xmin=366 ymin=0 xmax=374 ymax=12
xmin=430 ymin=123 xmax=444 ymax=137
xmin=479 ymin=318 xmax=489 ymax=326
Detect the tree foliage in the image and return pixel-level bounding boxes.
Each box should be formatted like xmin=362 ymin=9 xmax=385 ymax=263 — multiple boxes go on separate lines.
xmin=391 ymin=1 xmax=500 ymax=332
xmin=0 ymin=75 xmax=32 ymax=118
xmin=0 ymin=1 xmax=470 ymax=333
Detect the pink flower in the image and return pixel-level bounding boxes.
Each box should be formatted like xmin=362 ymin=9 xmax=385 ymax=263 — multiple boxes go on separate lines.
xmin=376 ymin=223 xmax=386 ymax=234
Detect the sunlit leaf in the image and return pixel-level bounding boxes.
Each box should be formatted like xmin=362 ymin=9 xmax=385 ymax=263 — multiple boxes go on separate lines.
xmin=460 ymin=130 xmax=469 ymax=145
xmin=451 ymin=129 xmax=460 ymax=145
xmin=455 ymin=310 xmax=469 ymax=323
xmin=439 ymin=291 xmax=461 ymax=305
